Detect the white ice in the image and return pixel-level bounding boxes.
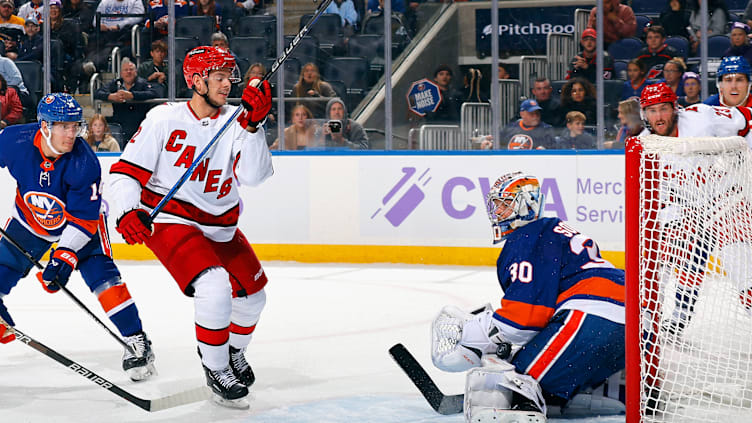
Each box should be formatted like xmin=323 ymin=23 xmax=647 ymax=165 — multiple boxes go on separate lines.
xmin=0 ymin=262 xmax=625 ymax=423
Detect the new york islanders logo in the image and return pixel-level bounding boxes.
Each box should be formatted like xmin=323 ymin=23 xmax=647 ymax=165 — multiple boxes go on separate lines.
xmin=23 ymin=192 xmax=66 ymax=230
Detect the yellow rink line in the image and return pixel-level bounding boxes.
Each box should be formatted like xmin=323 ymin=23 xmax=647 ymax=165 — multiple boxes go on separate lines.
xmin=110 ymin=244 xmax=627 ymax=270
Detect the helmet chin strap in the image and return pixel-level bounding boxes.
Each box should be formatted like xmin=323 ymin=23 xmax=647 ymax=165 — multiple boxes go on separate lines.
xmin=41 ymin=122 xmax=65 ymax=156
xmin=198 ymin=78 xmax=223 ymax=109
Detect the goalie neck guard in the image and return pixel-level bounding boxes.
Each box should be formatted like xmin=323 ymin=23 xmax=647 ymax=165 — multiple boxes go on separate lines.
xmin=486 ymin=172 xmax=543 ymax=244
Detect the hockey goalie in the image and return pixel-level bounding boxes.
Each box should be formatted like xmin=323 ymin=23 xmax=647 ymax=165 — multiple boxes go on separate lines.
xmin=430 ymin=172 xmax=626 ymax=423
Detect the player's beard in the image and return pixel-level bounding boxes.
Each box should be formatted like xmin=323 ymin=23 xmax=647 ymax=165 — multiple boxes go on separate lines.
xmin=651 ymin=113 xmax=678 ymax=137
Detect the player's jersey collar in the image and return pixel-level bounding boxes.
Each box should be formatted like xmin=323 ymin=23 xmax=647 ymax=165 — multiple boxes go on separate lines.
xmin=186 ymin=101 xmax=221 ymax=121
xmin=33 ymin=130 xmax=60 ymax=172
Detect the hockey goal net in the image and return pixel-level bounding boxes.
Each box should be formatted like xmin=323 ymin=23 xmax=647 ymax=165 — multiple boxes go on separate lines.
xmin=625 ymin=135 xmax=752 ymax=422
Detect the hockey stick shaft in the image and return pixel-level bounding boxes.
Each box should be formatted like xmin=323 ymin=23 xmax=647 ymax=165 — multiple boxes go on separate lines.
xmin=149 ymin=0 xmax=335 ymax=222
xmin=9 ymin=326 xmax=208 ymax=411
xmin=0 ymin=226 xmax=134 ymax=354
xmin=388 ymin=343 xmax=464 ymax=415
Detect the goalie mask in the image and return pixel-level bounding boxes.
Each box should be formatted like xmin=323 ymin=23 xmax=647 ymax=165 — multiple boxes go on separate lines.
xmin=486 ymin=172 xmax=543 ymax=244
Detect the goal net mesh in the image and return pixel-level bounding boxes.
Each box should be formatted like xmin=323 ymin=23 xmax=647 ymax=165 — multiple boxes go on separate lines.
xmin=634 ymin=135 xmax=752 ymax=422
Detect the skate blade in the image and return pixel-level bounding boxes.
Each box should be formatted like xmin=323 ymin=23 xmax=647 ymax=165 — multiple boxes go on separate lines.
xmin=128 ymin=363 xmax=157 ymax=382
xmin=209 ymin=392 xmax=251 ymax=410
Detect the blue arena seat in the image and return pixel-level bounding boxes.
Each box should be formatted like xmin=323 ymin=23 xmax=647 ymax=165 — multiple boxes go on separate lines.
xmin=323 ymin=57 xmax=369 ymax=94
xmin=299 ymin=13 xmax=342 ymax=49
xmin=614 ymin=60 xmax=628 ymax=80
xmin=665 ymin=36 xmax=689 ymax=59
xmin=283 ymin=35 xmax=319 ymax=69
xmin=635 ymin=15 xmax=652 ymax=38
xmin=607 ymin=37 xmax=644 ymax=60
xmin=707 ymin=35 xmax=731 ymax=58
xmin=234 ymin=15 xmax=276 ymax=51
xmin=630 ymin=0 xmax=664 ymax=15
xmin=175 ymin=16 xmax=215 ymax=46
xmin=230 ymin=36 xmax=269 ymax=74
xmin=174 ymin=37 xmax=200 ymax=57
xmin=15 ymin=60 xmax=42 ymax=99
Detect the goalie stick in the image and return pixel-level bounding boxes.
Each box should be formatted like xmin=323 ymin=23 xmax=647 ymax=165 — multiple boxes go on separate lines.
xmin=388 ymin=343 xmax=463 ymax=415
xmin=9 ymin=326 xmax=209 ymax=412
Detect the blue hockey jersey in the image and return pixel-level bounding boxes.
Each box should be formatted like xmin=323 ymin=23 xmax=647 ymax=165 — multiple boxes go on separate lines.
xmin=0 ymin=123 xmax=102 ymax=242
xmin=493 ymin=217 xmax=625 ymax=345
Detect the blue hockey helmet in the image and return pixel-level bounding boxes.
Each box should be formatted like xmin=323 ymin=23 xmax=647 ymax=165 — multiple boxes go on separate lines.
xmin=716 ymin=56 xmax=752 ymax=81
xmin=485 ymin=172 xmax=544 ymax=244
xmin=37 ymin=93 xmax=84 ymax=124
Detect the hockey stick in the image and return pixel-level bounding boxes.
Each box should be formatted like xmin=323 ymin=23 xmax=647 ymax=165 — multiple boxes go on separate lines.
xmin=388 ymin=343 xmax=464 ymax=415
xmin=0 ymin=226 xmax=135 ymax=355
xmin=149 ymin=0 xmax=335 ymax=222
xmin=9 ymin=326 xmax=208 ymax=411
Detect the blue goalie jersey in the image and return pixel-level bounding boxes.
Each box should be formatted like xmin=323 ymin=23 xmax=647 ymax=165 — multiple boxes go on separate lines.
xmin=493 ymin=217 xmax=625 ymax=345
xmin=0 ymin=123 xmax=102 ymax=241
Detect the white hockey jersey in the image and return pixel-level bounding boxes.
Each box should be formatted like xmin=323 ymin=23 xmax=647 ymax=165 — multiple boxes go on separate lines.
xmin=109 ymin=102 xmax=273 ymax=242
xmin=640 ymin=103 xmax=752 ymax=147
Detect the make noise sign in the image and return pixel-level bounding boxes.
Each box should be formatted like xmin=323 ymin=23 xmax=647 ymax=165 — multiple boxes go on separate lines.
xmin=406 ymin=78 xmax=442 ymax=117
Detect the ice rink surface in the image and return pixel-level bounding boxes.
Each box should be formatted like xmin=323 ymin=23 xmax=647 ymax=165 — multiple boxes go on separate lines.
xmin=0 ymin=262 xmax=625 ymax=423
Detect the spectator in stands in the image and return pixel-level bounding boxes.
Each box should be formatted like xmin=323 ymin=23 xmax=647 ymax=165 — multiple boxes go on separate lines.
xmin=244 ymin=62 xmax=265 ymax=86
xmin=322 ymin=97 xmax=369 ymax=149
xmin=660 ymin=58 xmax=686 ymax=96
xmin=0 ymin=0 xmax=25 ymax=48
xmin=482 ymin=99 xmax=554 ymax=150
xmin=18 ymin=0 xmax=42 ymax=24
xmin=610 ymin=98 xmax=643 ymax=149
xmin=236 ymin=0 xmax=263 ymax=15
xmin=424 ymin=64 xmax=461 ymax=124
xmin=210 ymin=32 xmax=238 ymax=62
xmin=89 ymin=0 xmax=145 ymax=70
xmin=94 ymin=58 xmax=160 ymax=141
xmin=326 ymin=0 xmax=359 ymax=33
xmin=687 ymin=0 xmax=729 ymax=53
xmin=678 ymin=71 xmax=701 ymax=106
xmin=86 ymin=113 xmax=121 ymax=152
xmin=724 ymin=22 xmax=752 ymax=64
xmin=555 ymin=111 xmax=596 ymax=149
xmin=0 ymin=73 xmax=22 ymax=128
xmin=148 ymin=0 xmax=191 ymax=39
xmin=704 ymin=55 xmax=752 ymax=106
xmin=193 ymin=0 xmax=223 ymax=31
xmin=367 ymin=0 xmax=405 ymax=15
xmin=137 ymin=39 xmax=167 ymax=97
xmin=566 ymin=28 xmax=614 ymax=83
xmin=660 ymin=0 xmax=691 ymax=39
xmin=50 ymin=0 xmax=86 ymax=93
xmin=363 ymin=0 xmax=411 ymax=37
xmin=636 ymin=25 xmax=680 ymax=79
xmin=272 ymin=104 xmax=316 ymax=150
xmin=498 ymin=64 xmax=510 ymax=80
xmin=621 ymin=58 xmax=650 ymax=100
xmin=0 ymin=54 xmax=33 ymax=121
xmin=587 ymin=0 xmax=636 ymax=45
xmin=293 ymin=62 xmax=337 ymax=118
xmin=559 ymin=78 xmax=597 ymax=125
xmin=530 ymin=77 xmax=562 ymax=128
xmin=63 ymin=0 xmax=95 ymax=33
xmin=17 ymin=18 xmax=42 ymax=62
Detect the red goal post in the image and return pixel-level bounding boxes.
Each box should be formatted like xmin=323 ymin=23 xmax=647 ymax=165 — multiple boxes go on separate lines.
xmin=625 ymin=134 xmax=752 ymax=422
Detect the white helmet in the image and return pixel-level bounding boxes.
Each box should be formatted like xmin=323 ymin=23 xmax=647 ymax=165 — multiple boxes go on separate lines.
xmin=485 ymin=172 xmax=544 ymax=244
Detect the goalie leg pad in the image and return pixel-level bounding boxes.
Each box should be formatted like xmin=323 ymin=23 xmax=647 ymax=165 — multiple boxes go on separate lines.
xmin=467 ymin=408 xmax=546 ymax=423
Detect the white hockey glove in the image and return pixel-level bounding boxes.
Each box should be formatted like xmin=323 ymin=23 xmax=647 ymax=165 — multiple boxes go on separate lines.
xmin=431 ymin=305 xmax=516 ymax=373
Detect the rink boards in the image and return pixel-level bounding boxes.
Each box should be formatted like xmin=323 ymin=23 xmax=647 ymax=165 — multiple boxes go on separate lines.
xmin=0 ymin=151 xmax=625 ymax=267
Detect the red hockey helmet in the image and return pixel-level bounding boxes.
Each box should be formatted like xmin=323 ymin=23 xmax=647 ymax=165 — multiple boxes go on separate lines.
xmin=640 ymin=82 xmax=677 ymax=109
xmin=183 ymin=46 xmax=241 ymax=88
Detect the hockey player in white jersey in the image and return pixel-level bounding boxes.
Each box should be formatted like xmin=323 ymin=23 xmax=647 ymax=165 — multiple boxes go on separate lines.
xmin=639 ymin=82 xmax=752 ymax=335
xmin=108 ymin=46 xmax=273 ymax=408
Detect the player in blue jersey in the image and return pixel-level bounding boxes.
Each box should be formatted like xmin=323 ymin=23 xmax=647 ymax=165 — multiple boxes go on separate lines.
xmin=431 ymin=172 xmax=625 ymax=423
xmin=0 ymin=93 xmax=156 ymax=381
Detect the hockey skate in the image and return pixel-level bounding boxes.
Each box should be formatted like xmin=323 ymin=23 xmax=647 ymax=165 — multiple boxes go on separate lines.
xmin=122 ymin=331 xmax=156 ymax=382
xmin=229 ymin=346 xmax=255 ymax=387
xmin=202 ymin=363 xmax=250 ymax=409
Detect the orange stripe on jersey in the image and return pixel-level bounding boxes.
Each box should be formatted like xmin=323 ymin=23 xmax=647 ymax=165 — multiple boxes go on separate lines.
xmin=526 ymin=310 xmax=585 ymax=380
xmin=15 ymin=190 xmax=50 ymax=236
xmin=64 ymin=212 xmax=98 ymax=236
xmin=556 ymin=277 xmax=625 ymax=305
xmin=196 ymin=324 xmax=230 ymax=346
xmin=230 ymin=323 xmax=256 ymax=336
xmin=110 ymin=160 xmax=153 ymax=187
xmin=98 ymin=215 xmax=112 ymax=258
xmin=496 ymin=299 xmax=554 ymax=329
xmin=97 ymin=284 xmax=133 ymax=314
